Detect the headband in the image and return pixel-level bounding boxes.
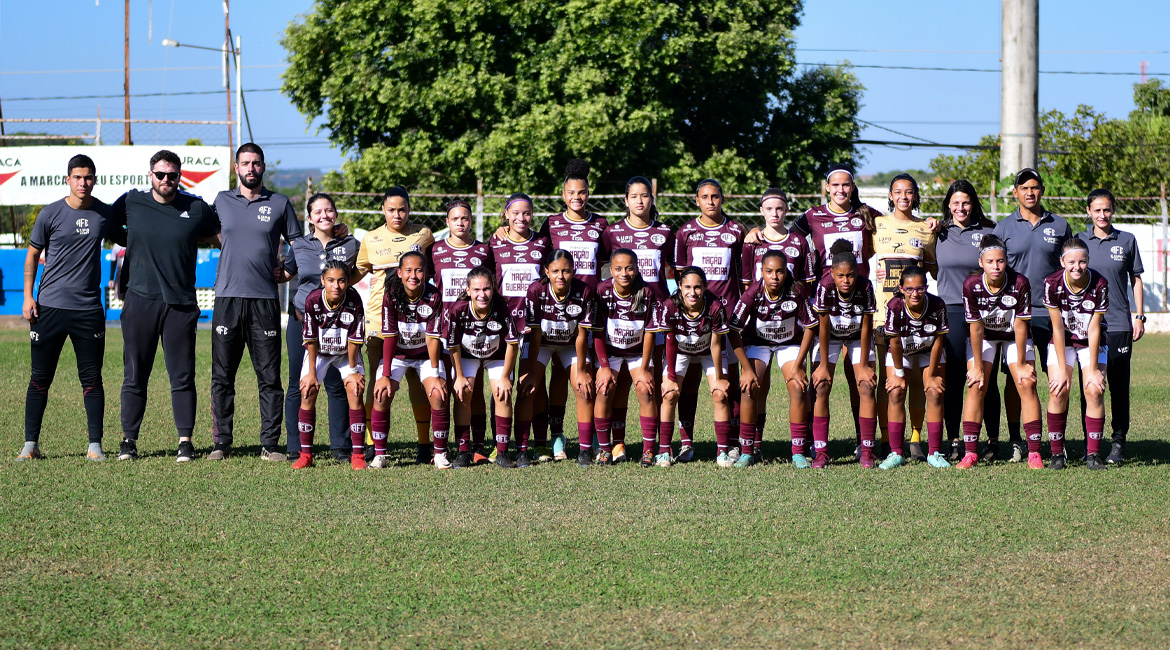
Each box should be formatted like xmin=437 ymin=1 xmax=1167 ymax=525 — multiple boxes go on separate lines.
xmin=826 ymin=169 xmax=854 ymax=182
xmin=505 ymin=197 xmax=532 ymax=211
xmin=980 ymin=244 xmax=1006 ymax=254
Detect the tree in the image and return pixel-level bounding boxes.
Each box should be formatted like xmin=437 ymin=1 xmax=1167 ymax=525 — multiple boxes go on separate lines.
xmin=281 ymin=0 xmax=864 ymax=195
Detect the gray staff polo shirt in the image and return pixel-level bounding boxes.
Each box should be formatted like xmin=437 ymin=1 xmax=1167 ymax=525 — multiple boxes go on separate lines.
xmin=212 ymin=187 xmax=302 ymax=300
xmin=993 ymin=208 xmax=1072 ymax=307
xmin=934 ymin=220 xmax=996 ymax=306
xmin=29 ymin=197 xmax=113 ymax=311
xmin=1076 ymin=227 xmax=1144 ymax=332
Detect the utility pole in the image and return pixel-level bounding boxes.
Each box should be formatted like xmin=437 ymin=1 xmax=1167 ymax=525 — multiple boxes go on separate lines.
xmin=999 ymin=0 xmax=1038 ymax=184
xmin=224 ymin=0 xmax=233 ymax=153
xmin=124 ymin=0 xmax=132 ymax=144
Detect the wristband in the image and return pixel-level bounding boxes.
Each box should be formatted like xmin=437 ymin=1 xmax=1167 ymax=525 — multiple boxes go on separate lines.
xmin=893 ymin=368 xmax=905 ymax=378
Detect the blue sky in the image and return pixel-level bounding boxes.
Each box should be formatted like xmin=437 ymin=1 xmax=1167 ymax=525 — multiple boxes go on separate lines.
xmin=1 ymin=1 xmax=1167 ymax=180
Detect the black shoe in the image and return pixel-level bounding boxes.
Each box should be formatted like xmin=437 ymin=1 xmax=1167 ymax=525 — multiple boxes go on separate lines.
xmin=1086 ymin=453 xmax=1106 ymax=471
xmin=117 ymin=438 xmax=138 ymax=461
xmin=578 ymin=448 xmax=594 ymax=467
xmin=494 ymin=452 xmax=516 ymax=469
xmin=640 ymin=447 xmax=655 ymax=468
xmin=908 ymin=442 xmax=926 ymax=463
xmin=416 ymin=443 xmax=432 ymax=465
xmin=879 ymin=442 xmax=891 ymax=459
xmin=176 ymin=440 xmax=196 ymax=463
xmin=1050 ymin=454 xmax=1067 ymax=470
xmin=947 ymin=439 xmax=962 ymax=462
xmin=853 ymin=443 xmax=863 ymax=460
xmin=332 ymin=448 xmax=349 ymax=463
xmin=453 ymin=451 xmax=473 ymax=468
xmin=1106 ymin=442 xmax=1124 ymax=465
xmin=364 ymin=445 xmax=376 ymax=463
xmin=981 ymin=442 xmax=999 ymax=463
xmin=596 ymin=450 xmax=614 ymax=466
xmin=515 ymin=450 xmax=532 ymax=468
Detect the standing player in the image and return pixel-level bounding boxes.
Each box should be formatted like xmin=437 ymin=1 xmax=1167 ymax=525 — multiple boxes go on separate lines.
xmin=209 ymin=143 xmax=301 ymax=461
xmin=1077 ymin=189 xmax=1144 ymax=465
xmin=355 ymin=186 xmax=435 ymax=463
xmin=111 ymin=150 xmax=220 ymax=462
xmin=538 ymin=159 xmax=609 ymax=289
xmin=19 ymin=154 xmax=112 ymax=461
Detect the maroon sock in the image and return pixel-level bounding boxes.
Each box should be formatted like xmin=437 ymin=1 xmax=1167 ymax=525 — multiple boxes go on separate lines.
xmin=714 ymin=420 xmax=731 ymax=453
xmin=658 ymin=420 xmax=674 ymax=455
xmin=471 ymin=412 xmax=487 ymax=444
xmin=962 ymin=420 xmax=980 ymax=454
xmin=611 ymin=408 xmax=627 ymax=445
xmin=887 ymin=421 xmax=906 ymax=456
xmin=371 ymin=408 xmax=390 ymax=456
xmin=678 ymin=397 xmax=697 ymax=447
xmin=737 ymin=420 xmax=755 ymax=454
xmin=348 ymin=409 xmax=365 ymax=455
xmin=1086 ymin=416 xmax=1105 ymax=456
xmin=431 ymin=407 xmax=450 ymax=455
xmin=533 ymin=413 xmax=549 ymax=446
xmin=755 ymin=413 xmax=766 ymax=454
xmin=549 ymin=406 xmax=566 ymax=437
xmin=812 ymin=415 xmax=829 ymax=457
xmin=1046 ymin=411 xmax=1067 ymax=456
xmin=926 ymin=421 xmax=943 ymax=456
xmin=455 ymin=425 xmax=471 ymax=453
xmin=578 ymin=421 xmax=595 ymax=451
xmin=514 ymin=420 xmax=531 ymax=451
xmin=492 ymin=415 xmax=511 ymax=454
xmin=859 ymin=416 xmax=877 ymax=454
xmin=639 ymin=416 xmax=657 ymax=452
xmin=1024 ymin=420 xmax=1042 ymax=454
xmin=594 ymin=417 xmax=611 ymax=452
xmin=298 ymin=408 xmax=315 ymax=453
xmin=790 ymin=421 xmax=809 ymax=456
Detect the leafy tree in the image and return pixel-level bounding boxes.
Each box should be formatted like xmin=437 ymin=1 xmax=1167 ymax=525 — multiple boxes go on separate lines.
xmin=281 ymin=0 xmax=863 ymax=195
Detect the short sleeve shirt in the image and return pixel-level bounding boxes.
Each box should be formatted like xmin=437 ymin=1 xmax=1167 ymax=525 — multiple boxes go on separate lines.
xmin=993 ymin=209 xmax=1072 ymax=308
xmin=884 ymin=294 xmax=949 ymax=356
xmin=356 ymin=223 xmax=435 ymax=336
xmin=539 ymin=212 xmax=609 ymax=289
xmin=872 ymin=215 xmax=937 ymax=324
xmin=430 ymin=239 xmax=494 ymax=310
xmin=673 ymin=216 xmax=745 ymax=307
xmin=381 ymin=284 xmax=443 ymax=360
xmin=29 ymin=198 xmax=112 ymax=310
xmin=491 ymin=232 xmax=552 ymax=323
xmin=794 ymin=204 xmax=875 ymax=278
xmin=962 ymin=270 xmax=1032 ymax=342
xmin=729 ymin=281 xmax=817 ymax=347
xmin=212 ymin=187 xmax=302 ymax=299
xmin=812 ymin=275 xmax=877 ymax=342
xmin=303 ymin=287 xmax=365 ymax=357
xmin=934 ymin=221 xmax=995 ymax=305
xmin=651 ymin=293 xmax=729 ymax=356
xmin=601 ymin=218 xmax=675 ymax=293
xmin=284 ymin=233 xmax=361 ymax=313
xmin=741 ymin=231 xmax=816 ymax=286
xmin=440 ymin=299 xmax=520 ymax=361
xmin=1043 ymin=269 xmax=1108 ymax=349
xmin=592 ymin=278 xmax=667 ymax=357
xmin=524 ymin=278 xmax=596 ymax=347
xmin=1077 ymin=228 xmax=1144 ymax=332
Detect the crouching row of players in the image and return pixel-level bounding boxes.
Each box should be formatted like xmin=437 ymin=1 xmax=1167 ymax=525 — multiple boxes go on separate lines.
xmin=294 ymin=233 xmax=1112 ymax=472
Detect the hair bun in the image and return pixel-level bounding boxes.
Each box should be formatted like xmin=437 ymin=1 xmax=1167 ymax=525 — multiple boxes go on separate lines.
xmin=564 ymin=158 xmax=590 ymax=182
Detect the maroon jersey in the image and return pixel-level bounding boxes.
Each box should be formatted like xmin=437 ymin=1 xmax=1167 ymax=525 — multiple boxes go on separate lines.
xmin=430 ymin=239 xmax=494 ymax=310
xmin=884 ymin=294 xmax=949 ymax=356
xmin=593 ymin=278 xmax=667 ymax=357
xmin=793 ymin=204 xmax=875 ymax=278
xmin=538 ymin=212 xmax=609 ymax=289
xmin=491 ymin=232 xmax=552 ymax=323
xmin=741 ymin=231 xmax=817 ymax=285
xmin=673 ymin=216 xmax=746 ymax=307
xmin=1043 ymin=269 xmax=1109 ymax=349
xmin=962 ymin=270 xmax=1032 ymax=342
xmin=381 ymin=284 xmax=443 ymax=360
xmin=651 ymin=292 xmax=729 ymax=356
xmin=729 ymin=281 xmax=817 ymax=347
xmin=601 ymin=217 xmax=675 ymax=293
xmin=524 ymin=278 xmax=596 ymax=347
xmin=303 ymin=287 xmax=365 ymax=357
xmin=439 ymin=299 xmax=520 ymax=361
xmin=812 ymin=275 xmax=877 ymax=342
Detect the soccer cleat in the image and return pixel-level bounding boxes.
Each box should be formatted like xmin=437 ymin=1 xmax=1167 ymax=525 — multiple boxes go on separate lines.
xmin=675 ymin=445 xmax=695 ymax=464
xmin=1085 ymin=453 xmax=1106 ymax=471
xmin=947 ymin=439 xmax=963 ymax=462
xmin=1027 ymin=452 xmax=1044 ymax=470
xmin=452 ymin=451 xmax=473 ymax=469
xmin=811 ymin=452 xmax=830 ymax=469
xmin=927 ymin=452 xmax=951 ymax=468
xmin=908 ymin=442 xmax=926 ymax=463
xmin=1009 ymin=443 xmax=1026 ymax=463
xmin=350 ymin=454 xmax=367 ymax=470
xmin=369 ymin=454 xmax=390 ymax=469
xmin=86 ymin=443 xmax=105 ymax=462
xmin=472 ymin=451 xmax=490 ymax=465
xmin=15 ymin=442 xmax=43 ymax=462
xmin=416 ymin=444 xmax=432 ymax=465
xmin=1105 ymin=442 xmax=1124 ymax=466
xmin=291 ymin=452 xmax=314 ymax=469
xmin=488 ymin=446 xmax=498 ymax=462
xmin=716 ymin=451 xmax=733 ymax=468
xmin=654 ymin=452 xmax=672 ymax=467
xmin=879 ymin=442 xmax=892 ymax=459
xmin=878 ymin=453 xmax=904 ymax=470
xmin=596 ymin=450 xmax=614 ymax=466
xmin=733 ymin=453 xmax=755 ymax=468
xmin=261 ymin=447 xmax=286 ymax=462
xmin=332 ymin=448 xmax=349 ymax=463
xmin=791 ymin=453 xmax=812 ymax=469
xmin=207 ymin=444 xmax=229 ymax=461
xmin=433 ymin=451 xmax=452 ymax=470
xmin=364 ymin=445 xmax=376 ymax=463
xmin=1050 ymin=454 xmax=1066 ymax=471
xmin=611 ymin=443 xmax=627 ymax=463
xmin=727 ymin=447 xmax=741 ymax=463
xmin=117 ymin=439 xmax=138 ymax=461
xmin=176 ymin=440 xmax=196 ymax=463
xmin=533 ymin=446 xmax=553 ymax=463
xmin=578 ymin=448 xmax=594 ymax=467
xmin=495 ymin=452 xmax=517 ymax=469
xmin=515 ymin=450 xmax=532 ymax=468
xmin=956 ymin=452 xmax=979 ymax=469
xmin=640 ymin=448 xmax=655 ymax=468
xmin=859 ymin=450 xmax=877 ymax=469
xmin=981 ymin=442 xmax=999 ymax=463
xmin=853 ymin=443 xmax=863 ymax=461
xmin=552 ymin=434 xmax=568 ymax=461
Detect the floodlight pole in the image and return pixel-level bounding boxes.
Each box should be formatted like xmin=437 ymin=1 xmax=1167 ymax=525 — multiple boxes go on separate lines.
xmin=1000 ymin=0 xmax=1039 ymax=183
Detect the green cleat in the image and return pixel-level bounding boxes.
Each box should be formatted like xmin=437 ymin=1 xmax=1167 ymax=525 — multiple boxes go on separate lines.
xmin=551 ymin=435 xmax=568 ymax=461
xmin=791 ymin=453 xmax=812 ymax=469
xmin=927 ymin=452 xmax=951 ymax=468
xmin=654 ymin=452 xmax=672 ymax=467
xmin=878 ymin=453 xmax=904 ymax=470
xmin=733 ymin=453 xmax=755 ymax=468
xmin=716 ymin=451 xmax=733 ymax=467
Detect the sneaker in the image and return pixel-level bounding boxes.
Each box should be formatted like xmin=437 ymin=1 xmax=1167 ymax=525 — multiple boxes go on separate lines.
xmin=176 ymin=440 xmax=196 ymax=463
xmin=947 ymin=439 xmax=962 ymax=462
xmin=364 ymin=445 xmax=376 ymax=463
xmin=495 ymin=452 xmax=517 ymax=469
xmin=291 ymin=452 xmax=314 ymax=469
xmin=878 ymin=453 xmax=904 ymax=470
xmin=1050 ymin=454 xmax=1067 ymax=471
xmin=612 ymin=443 xmax=627 ymax=463
xmin=596 ymin=450 xmax=614 ymax=466
xmin=488 ymin=447 xmax=498 ymax=462
xmin=472 ymin=451 xmax=490 ymax=465
xmin=370 ymin=454 xmax=390 ymax=469
xmin=453 ymin=451 xmax=473 ymax=469
xmin=433 ymin=451 xmax=452 ymax=470
xmin=261 ymin=447 xmax=286 ymax=462
xmin=86 ymin=443 xmax=105 ymax=461
xmin=853 ymin=443 xmax=863 ymax=461
xmin=1105 ymin=442 xmax=1124 ymax=466
xmin=716 ymin=451 xmax=734 ymax=467
xmin=515 ymin=450 xmax=532 ymax=468
xmin=552 ymin=434 xmax=568 ymax=461
xmin=534 ymin=446 xmax=553 ymax=463
xmin=733 ymin=453 xmax=755 ymax=468
xmin=654 ymin=452 xmax=672 ymax=467
xmin=578 ymin=448 xmax=594 ymax=467
xmin=675 ymin=445 xmax=695 ymax=464
xmin=981 ymin=442 xmax=1000 ymax=463
xmin=1086 ymin=453 xmax=1106 ymax=471
xmin=1027 ymin=451 xmax=1044 ymax=470
xmin=908 ymin=442 xmax=926 ymax=463
xmin=207 ymin=444 xmax=229 ymax=461
xmin=117 ymin=439 xmax=138 ymax=461
xmin=350 ymin=453 xmax=367 ymax=470
xmin=727 ymin=447 xmax=741 ymax=463
xmin=1009 ymin=443 xmax=1026 ymax=463
xmin=811 ymin=452 xmax=830 ymax=469
xmin=15 ymin=442 xmax=42 ymax=462
xmin=956 ymin=452 xmax=978 ymax=469
xmin=791 ymin=453 xmax=812 ymax=469
xmin=927 ymin=452 xmax=951 ymax=468
xmin=332 ymin=448 xmax=349 ymax=463
xmin=859 ymin=450 xmax=877 ymax=469
xmin=640 ymin=448 xmax=655 ymax=468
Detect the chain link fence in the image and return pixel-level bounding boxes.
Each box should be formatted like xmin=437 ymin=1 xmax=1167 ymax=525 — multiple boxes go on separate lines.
xmin=0 ymin=117 xmax=236 ymax=147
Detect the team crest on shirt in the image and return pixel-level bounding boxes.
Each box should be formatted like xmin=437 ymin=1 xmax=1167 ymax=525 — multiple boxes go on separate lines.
xmin=30 ymin=331 xmax=39 ymax=342
xmin=531 ymin=251 xmax=542 ymax=260
xmin=486 ymin=320 xmax=502 ymax=331
xmin=971 ymin=234 xmax=983 ymax=246
xmin=781 ymin=300 xmax=798 ymax=312
xmin=1111 ymin=245 xmax=1124 ymax=255
xmin=566 ymin=304 xmax=583 ymax=317
xmin=785 ymin=247 xmax=799 ymax=258
xmin=1001 ymin=296 xmax=1017 ymax=307
xmin=410 ymin=244 xmax=423 ymax=253
xmin=910 ymin=238 xmax=923 ymax=248
xmin=470 ymin=257 xmax=481 ymax=265
xmin=1082 ymin=299 xmax=1095 ymax=310
xmin=924 ymin=324 xmax=937 ymax=333
xmin=589 ymin=230 xmax=599 ymax=239
xmin=851 ymin=218 xmax=863 ymax=228
xmin=340 ymin=312 xmax=354 ymax=324
xmin=417 ymin=304 xmax=433 ymax=318
xmin=75 ymin=218 xmax=90 ymax=235
xmin=651 ymin=234 xmax=666 ymax=245
xmin=1044 ymin=228 xmax=1055 ymax=236
xmin=721 ymin=233 xmax=737 ymax=244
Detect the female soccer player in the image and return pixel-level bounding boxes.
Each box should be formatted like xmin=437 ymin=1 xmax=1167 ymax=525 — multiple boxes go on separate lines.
xmin=811 ymin=240 xmax=878 ymax=468
xmin=439 ymin=266 xmax=520 ymax=469
xmin=517 ymin=250 xmax=598 ymax=466
xmin=653 ymin=266 xmax=733 ymax=467
xmin=959 ymin=234 xmax=1043 ymax=470
xmin=1043 ymin=239 xmax=1109 ymax=470
xmin=729 ymin=250 xmax=817 ymax=468
xmin=292 ymin=261 xmax=367 ymax=470
xmin=881 ymin=266 xmax=949 ymax=469
xmin=592 ymin=248 xmax=665 ymax=467
xmin=741 ymin=188 xmax=816 ymax=288
xmin=370 ymin=251 xmax=448 ymax=469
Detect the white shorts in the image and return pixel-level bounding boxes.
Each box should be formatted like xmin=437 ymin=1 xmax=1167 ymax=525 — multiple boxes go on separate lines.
xmin=746 ymin=344 xmax=804 ymax=369
xmin=301 ymin=352 xmax=363 ymax=380
xmin=967 ymin=339 xmax=1034 ymax=365
xmin=378 ymin=357 xmax=444 ymax=383
xmin=460 ymin=357 xmax=508 ymax=382
xmin=523 ymin=341 xmax=581 ymax=369
xmin=605 ymin=355 xmax=646 ymax=372
xmin=1047 ymin=344 xmax=1106 ymax=371
xmin=885 ymin=350 xmax=946 ymax=370
xmin=813 ymin=340 xmax=876 ymax=366
xmin=663 ymin=353 xmax=727 ymax=380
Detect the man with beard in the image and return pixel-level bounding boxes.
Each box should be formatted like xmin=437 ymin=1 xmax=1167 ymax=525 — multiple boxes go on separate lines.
xmin=112 ymin=149 xmax=221 ymax=462
xmin=207 ymin=143 xmax=302 ymax=461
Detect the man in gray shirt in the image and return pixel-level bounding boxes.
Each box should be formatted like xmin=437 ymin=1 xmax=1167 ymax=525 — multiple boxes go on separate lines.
xmin=19 ymin=154 xmax=112 ymax=461
xmin=208 ymin=143 xmax=302 ymax=460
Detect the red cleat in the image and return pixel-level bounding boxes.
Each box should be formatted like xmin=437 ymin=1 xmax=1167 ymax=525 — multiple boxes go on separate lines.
xmin=291 ymin=453 xmax=313 ymax=469
xmin=351 ymin=453 xmax=367 ymax=470
xmin=956 ymin=452 xmax=978 ymax=469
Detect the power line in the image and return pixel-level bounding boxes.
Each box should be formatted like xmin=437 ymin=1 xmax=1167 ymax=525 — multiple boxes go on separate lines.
xmin=796 ymin=48 xmax=1170 ymax=55
xmin=0 ymin=64 xmax=284 ymax=75
xmin=799 ymin=61 xmax=1170 ymax=77
xmin=856 ymin=119 xmax=939 ymax=145
xmin=2 ymin=88 xmax=281 ymax=102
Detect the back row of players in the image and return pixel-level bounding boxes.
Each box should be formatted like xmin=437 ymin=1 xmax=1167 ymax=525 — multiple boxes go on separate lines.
xmin=293 ymin=159 xmax=1143 ymax=472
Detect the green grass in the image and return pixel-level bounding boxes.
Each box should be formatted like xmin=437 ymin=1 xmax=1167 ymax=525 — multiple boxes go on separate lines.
xmin=3 ymin=328 xmax=1170 ymax=649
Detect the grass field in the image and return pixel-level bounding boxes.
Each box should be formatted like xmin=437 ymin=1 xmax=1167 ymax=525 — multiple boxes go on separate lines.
xmin=3 ymin=327 xmax=1170 ymax=649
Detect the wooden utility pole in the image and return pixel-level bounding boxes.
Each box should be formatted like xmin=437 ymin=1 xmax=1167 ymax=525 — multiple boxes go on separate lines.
xmin=124 ymin=0 xmax=132 ymax=144
xmin=1000 ymin=0 xmax=1038 ymax=182
xmin=224 ymin=0 xmax=233 ymax=152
